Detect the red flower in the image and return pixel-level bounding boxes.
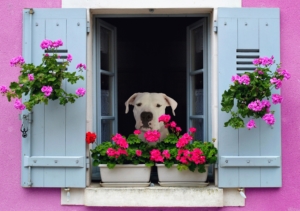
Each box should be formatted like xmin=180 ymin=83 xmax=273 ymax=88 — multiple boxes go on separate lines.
xmin=86 ymin=132 xmax=97 ymax=144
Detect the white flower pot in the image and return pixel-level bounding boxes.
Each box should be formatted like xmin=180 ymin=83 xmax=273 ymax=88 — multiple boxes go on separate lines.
xmin=156 ymin=164 xmax=209 ymax=182
xmin=99 ymin=164 xmax=151 ymax=183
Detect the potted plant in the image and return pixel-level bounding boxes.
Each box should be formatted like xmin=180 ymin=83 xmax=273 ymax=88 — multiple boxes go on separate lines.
xmin=221 ymin=56 xmax=290 ymax=129
xmin=90 ymin=130 xmax=155 ymax=184
xmin=150 ymin=115 xmax=218 ymax=185
xmin=0 ymin=39 xmax=86 ymax=111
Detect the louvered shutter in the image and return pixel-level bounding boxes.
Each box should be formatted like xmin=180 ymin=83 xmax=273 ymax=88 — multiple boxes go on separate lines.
xmin=21 ymin=9 xmax=87 ymax=188
xmin=217 ymin=8 xmax=281 ymax=188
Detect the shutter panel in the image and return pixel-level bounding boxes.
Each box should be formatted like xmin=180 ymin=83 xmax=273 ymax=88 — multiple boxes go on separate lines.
xmin=217 ymin=8 xmax=281 ymax=188
xmin=21 ymin=9 xmax=87 ymax=188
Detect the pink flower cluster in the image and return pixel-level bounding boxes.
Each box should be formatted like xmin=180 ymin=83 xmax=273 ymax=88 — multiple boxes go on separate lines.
xmin=14 ymin=99 xmax=26 ymax=110
xmin=150 ymin=149 xmax=170 ymax=162
xmin=253 ymin=56 xmax=274 ymax=66
xmin=28 ymin=74 xmax=34 ymax=81
xmin=270 ymin=78 xmax=282 ymax=89
xmin=248 ymin=99 xmax=271 ymax=112
xmin=144 ymin=130 xmax=160 ymax=142
xmin=75 ymin=88 xmax=86 ymax=97
xmin=111 ymin=133 xmax=129 ymax=148
xmin=134 ymin=130 xmax=141 ymax=135
xmin=10 ymin=55 xmax=25 ymax=67
xmin=246 ymin=119 xmax=256 ymax=130
xmin=272 ymin=94 xmax=283 ymax=104
xmin=106 ymin=148 xmax=127 ymax=158
xmin=40 ymin=39 xmax=63 ymax=49
xmin=41 ymin=86 xmax=53 ymax=97
xmin=231 ymin=74 xmax=250 ymax=85
xmin=277 ymin=68 xmax=291 ymax=80
xmin=262 ymin=113 xmax=275 ymax=125
xmin=0 ymin=85 xmax=8 ymax=94
xmin=176 ymin=133 xmax=193 ymax=148
xmin=67 ymin=54 xmax=72 ymax=62
xmin=76 ymin=63 xmax=87 ymax=70
xmin=176 ymin=149 xmax=206 ymax=165
xmin=150 ymin=149 xmax=164 ymax=162
xmin=158 ymin=114 xmax=171 ymax=124
xmin=136 ymin=150 xmax=142 ymax=157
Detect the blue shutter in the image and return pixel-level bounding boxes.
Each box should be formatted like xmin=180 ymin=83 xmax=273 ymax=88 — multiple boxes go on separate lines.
xmin=217 ymin=8 xmax=281 ymax=188
xmin=21 ymin=9 xmax=87 ymax=188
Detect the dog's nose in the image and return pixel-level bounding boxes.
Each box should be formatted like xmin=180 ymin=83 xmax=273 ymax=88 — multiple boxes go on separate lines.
xmin=141 ymin=112 xmax=153 ymax=125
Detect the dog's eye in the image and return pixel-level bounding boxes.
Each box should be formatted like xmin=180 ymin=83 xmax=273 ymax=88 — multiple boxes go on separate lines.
xmin=136 ymin=103 xmax=142 ymax=107
xmin=156 ymin=104 xmax=161 ymax=108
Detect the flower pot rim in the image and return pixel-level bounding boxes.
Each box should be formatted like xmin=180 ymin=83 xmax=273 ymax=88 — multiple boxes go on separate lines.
xmin=99 ymin=164 xmax=149 ymax=168
xmin=156 ymin=164 xmax=210 ymax=167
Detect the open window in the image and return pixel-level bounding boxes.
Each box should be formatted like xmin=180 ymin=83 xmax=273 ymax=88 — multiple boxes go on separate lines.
xmin=93 ymin=16 xmax=210 ymax=181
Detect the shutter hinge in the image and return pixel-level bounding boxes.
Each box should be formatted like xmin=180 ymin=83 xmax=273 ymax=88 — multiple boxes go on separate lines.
xmin=29 ymin=8 xmax=34 ymax=15
xmin=86 ymin=21 xmax=90 ymax=34
xmin=213 ymin=20 xmax=218 ymax=33
xmin=19 ymin=112 xmax=33 ymax=124
xmin=86 ymin=157 xmax=90 ymax=169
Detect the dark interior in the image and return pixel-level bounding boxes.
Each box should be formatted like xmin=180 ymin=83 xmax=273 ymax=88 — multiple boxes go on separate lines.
xmin=101 ymin=17 xmax=202 ymax=135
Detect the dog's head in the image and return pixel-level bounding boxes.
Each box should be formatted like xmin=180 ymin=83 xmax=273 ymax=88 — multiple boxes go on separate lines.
xmin=125 ymin=92 xmax=177 ymax=132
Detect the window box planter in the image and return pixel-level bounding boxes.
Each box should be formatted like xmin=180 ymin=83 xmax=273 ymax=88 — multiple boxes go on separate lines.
xmin=99 ymin=164 xmax=151 ymax=184
xmin=156 ymin=164 xmax=209 ymax=186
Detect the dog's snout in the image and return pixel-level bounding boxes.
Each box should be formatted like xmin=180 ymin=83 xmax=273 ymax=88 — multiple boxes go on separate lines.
xmin=141 ymin=112 xmax=153 ymax=124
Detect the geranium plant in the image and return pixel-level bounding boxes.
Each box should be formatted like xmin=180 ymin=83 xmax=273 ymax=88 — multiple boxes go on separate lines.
xmin=149 ymin=115 xmax=218 ymax=173
xmin=90 ymin=130 xmax=155 ymax=169
xmin=221 ymin=56 xmax=291 ymax=129
xmin=0 ymin=39 xmax=86 ymax=111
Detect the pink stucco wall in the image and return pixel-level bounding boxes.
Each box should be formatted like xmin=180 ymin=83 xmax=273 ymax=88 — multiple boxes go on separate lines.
xmin=0 ymin=0 xmax=299 ymax=210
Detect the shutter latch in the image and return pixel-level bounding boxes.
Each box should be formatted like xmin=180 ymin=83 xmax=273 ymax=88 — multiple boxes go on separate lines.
xmin=87 ymin=21 xmax=90 ymax=34
xmin=20 ymin=112 xmax=32 ymax=138
xmin=213 ymin=20 xmax=218 ymax=33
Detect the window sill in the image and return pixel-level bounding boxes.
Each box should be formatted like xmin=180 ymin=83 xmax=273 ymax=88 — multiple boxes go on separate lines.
xmin=61 ymin=183 xmax=245 ymax=207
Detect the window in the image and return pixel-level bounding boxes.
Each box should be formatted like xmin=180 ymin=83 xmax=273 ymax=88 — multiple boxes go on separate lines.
xmin=93 ymin=16 xmax=211 ymax=181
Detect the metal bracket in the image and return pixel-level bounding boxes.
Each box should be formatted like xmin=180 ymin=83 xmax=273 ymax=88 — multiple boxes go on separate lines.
xmin=213 ymin=21 xmax=218 ymax=33
xmin=86 ymin=157 xmax=90 ymax=169
xmin=86 ymin=21 xmax=90 ymax=34
xmin=220 ymin=156 xmax=280 ymax=167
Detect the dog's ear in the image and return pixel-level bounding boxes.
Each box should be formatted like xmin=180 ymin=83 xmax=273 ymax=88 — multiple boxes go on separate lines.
xmin=163 ymin=94 xmax=178 ymax=116
xmin=125 ymin=93 xmax=139 ymax=114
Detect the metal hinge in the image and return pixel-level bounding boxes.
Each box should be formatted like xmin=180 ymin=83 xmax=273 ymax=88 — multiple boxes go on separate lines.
xmin=86 ymin=21 xmax=90 ymax=34
xmin=86 ymin=157 xmax=90 ymax=169
xmin=19 ymin=112 xmax=33 ymax=123
xmin=213 ymin=20 xmax=218 ymax=33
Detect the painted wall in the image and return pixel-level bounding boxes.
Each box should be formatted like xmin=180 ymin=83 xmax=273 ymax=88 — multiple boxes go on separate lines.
xmin=0 ymin=0 xmax=299 ymax=210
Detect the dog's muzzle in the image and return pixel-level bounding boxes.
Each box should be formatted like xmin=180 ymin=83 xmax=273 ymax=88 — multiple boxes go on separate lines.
xmin=140 ymin=111 xmax=153 ymax=128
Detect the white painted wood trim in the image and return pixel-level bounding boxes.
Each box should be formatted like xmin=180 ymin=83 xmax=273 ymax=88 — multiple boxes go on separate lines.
xmin=62 ymin=0 xmax=241 ymax=9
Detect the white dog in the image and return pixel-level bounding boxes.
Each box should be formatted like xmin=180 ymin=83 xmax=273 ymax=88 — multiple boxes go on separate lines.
xmin=125 ymin=92 xmax=177 ymax=142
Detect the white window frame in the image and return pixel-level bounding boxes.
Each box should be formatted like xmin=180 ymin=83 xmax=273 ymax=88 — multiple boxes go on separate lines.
xmin=61 ymin=0 xmax=245 ymax=207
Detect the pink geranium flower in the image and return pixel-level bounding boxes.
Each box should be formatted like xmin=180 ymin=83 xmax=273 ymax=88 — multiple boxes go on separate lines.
xmin=0 ymin=85 xmax=8 ymax=94
xmin=272 ymin=94 xmax=283 ymax=104
xmin=262 ymin=113 xmax=276 ymax=126
xmin=134 ymin=130 xmax=141 ymax=135
xmin=189 ymin=127 xmax=196 ymax=133
xmin=14 ymin=99 xmax=26 ymax=110
xmin=136 ymin=150 xmax=142 ymax=157
xmin=246 ymin=119 xmax=256 ymax=130
xmin=75 ymin=88 xmax=86 ymax=97
xmin=170 ymin=121 xmax=177 ymax=128
xmin=112 ymin=133 xmax=128 ymax=148
xmin=158 ymin=114 xmax=171 ymax=124
xmin=76 ymin=63 xmax=87 ymax=70
xmin=41 ymin=86 xmax=53 ymax=97
xmin=150 ymin=149 xmax=164 ymax=162
xmin=144 ymin=130 xmax=160 ymax=142
xmin=28 ymin=74 xmax=34 ymax=81
xmin=162 ymin=150 xmax=170 ymax=159
xmin=67 ymin=54 xmax=72 ymax=62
